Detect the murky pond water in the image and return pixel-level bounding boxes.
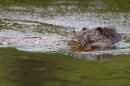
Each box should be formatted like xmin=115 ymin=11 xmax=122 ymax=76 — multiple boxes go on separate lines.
xmin=0 ymin=0 xmax=130 ymax=86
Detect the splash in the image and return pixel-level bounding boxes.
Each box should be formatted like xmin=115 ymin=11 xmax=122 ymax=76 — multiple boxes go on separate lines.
xmin=0 ymin=30 xmax=69 ymax=52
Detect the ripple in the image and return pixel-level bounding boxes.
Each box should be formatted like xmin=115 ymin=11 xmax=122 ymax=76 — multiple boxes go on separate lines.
xmin=0 ymin=30 xmax=69 ymax=52
xmin=52 ymin=1 xmax=79 ymax=5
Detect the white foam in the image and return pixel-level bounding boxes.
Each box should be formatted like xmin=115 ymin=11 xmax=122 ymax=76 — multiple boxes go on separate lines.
xmin=0 ymin=30 xmax=68 ymax=52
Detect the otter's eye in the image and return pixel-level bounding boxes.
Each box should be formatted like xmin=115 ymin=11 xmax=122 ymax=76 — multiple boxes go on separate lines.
xmin=73 ymin=31 xmax=75 ymax=33
xmin=82 ymin=28 xmax=88 ymax=31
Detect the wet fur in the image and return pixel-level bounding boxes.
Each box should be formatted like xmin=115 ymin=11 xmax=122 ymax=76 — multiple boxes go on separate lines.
xmin=95 ymin=26 xmax=121 ymax=44
xmin=73 ymin=26 xmax=121 ymax=51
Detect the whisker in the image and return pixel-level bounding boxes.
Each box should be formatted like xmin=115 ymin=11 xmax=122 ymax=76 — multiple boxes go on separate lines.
xmin=78 ymin=35 xmax=85 ymax=45
xmin=76 ymin=31 xmax=91 ymax=50
xmin=79 ymin=35 xmax=88 ymax=47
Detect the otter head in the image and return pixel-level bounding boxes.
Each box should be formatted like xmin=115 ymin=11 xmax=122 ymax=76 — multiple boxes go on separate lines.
xmin=94 ymin=26 xmax=122 ymax=44
xmin=73 ymin=27 xmax=89 ymax=47
xmin=73 ymin=26 xmax=122 ymax=51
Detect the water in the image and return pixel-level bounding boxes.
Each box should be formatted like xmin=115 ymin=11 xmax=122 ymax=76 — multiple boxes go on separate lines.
xmin=0 ymin=1 xmax=130 ymax=54
xmin=0 ymin=0 xmax=130 ymax=86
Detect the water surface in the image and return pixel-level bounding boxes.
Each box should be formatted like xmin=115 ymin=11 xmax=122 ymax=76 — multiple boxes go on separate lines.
xmin=0 ymin=47 xmax=130 ymax=86
xmin=0 ymin=0 xmax=130 ymax=86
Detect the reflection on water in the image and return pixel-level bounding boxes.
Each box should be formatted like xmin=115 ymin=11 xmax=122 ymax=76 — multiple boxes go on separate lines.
xmin=74 ymin=53 xmax=113 ymax=61
xmin=74 ymin=48 xmax=130 ymax=61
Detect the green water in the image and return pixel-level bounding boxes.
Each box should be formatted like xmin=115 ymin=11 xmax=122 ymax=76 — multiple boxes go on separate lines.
xmin=0 ymin=0 xmax=130 ymax=86
xmin=0 ymin=48 xmax=130 ymax=86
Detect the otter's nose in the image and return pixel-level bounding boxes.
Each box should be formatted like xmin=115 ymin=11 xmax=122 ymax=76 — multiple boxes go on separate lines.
xmin=73 ymin=31 xmax=75 ymax=33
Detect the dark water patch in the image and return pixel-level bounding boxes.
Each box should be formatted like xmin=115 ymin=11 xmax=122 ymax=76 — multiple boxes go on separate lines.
xmin=0 ymin=0 xmax=130 ymax=12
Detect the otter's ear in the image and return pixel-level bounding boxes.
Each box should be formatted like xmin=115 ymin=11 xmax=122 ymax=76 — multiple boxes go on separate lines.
xmin=95 ymin=27 xmax=102 ymax=32
xmin=95 ymin=27 xmax=105 ymax=34
xmin=82 ymin=27 xmax=89 ymax=31
xmin=95 ymin=26 xmax=113 ymax=36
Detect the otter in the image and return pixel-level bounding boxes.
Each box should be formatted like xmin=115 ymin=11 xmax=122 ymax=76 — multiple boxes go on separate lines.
xmin=72 ymin=26 xmax=122 ymax=51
